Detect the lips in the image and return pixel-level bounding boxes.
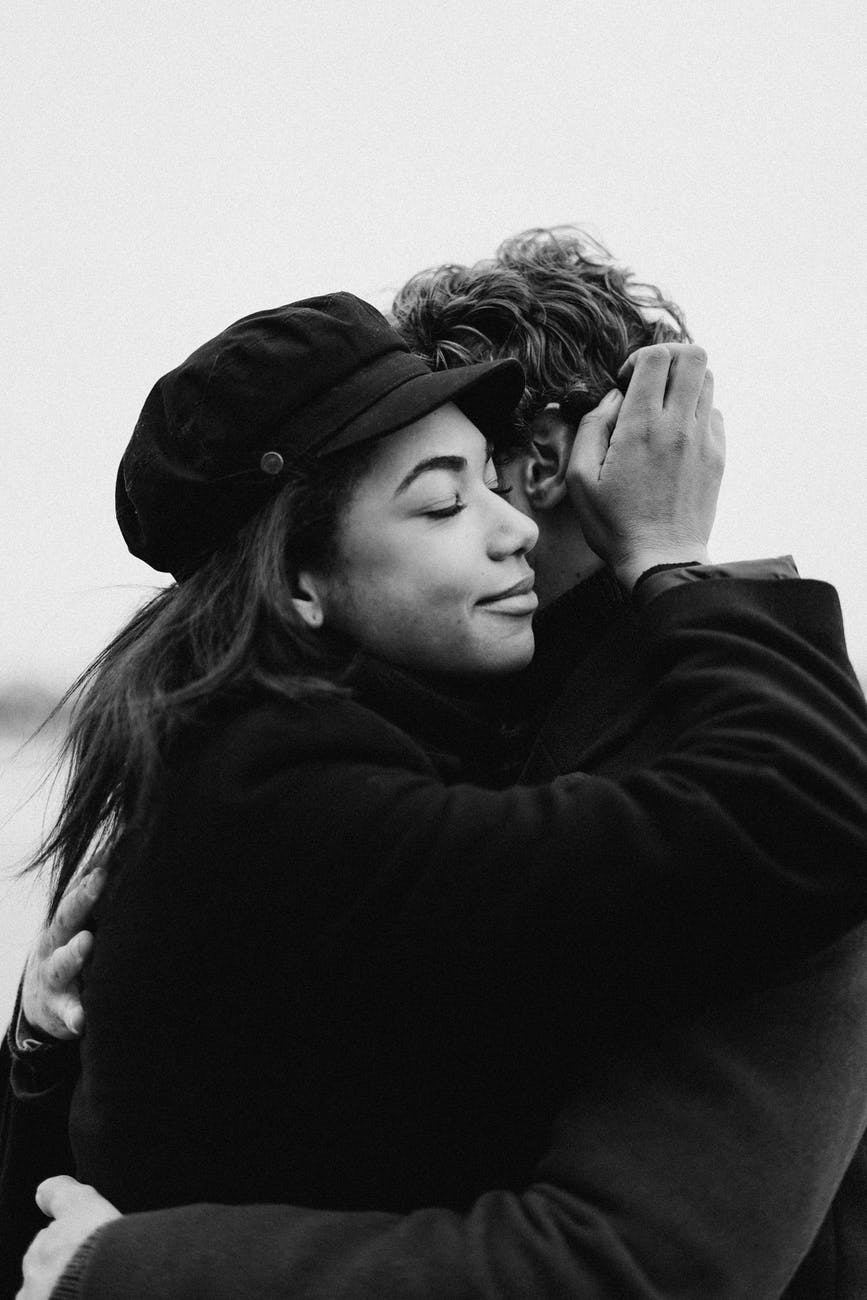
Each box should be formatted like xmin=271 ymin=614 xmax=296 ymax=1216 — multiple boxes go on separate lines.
xmin=477 ymin=575 xmax=538 ymax=614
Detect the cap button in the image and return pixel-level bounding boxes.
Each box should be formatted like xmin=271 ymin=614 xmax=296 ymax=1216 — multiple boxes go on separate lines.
xmin=260 ymin=451 xmax=284 ymax=476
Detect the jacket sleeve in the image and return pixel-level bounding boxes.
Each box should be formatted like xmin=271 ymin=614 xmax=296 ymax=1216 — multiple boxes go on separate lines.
xmin=0 ymin=987 xmax=78 ymax=1300
xmin=35 ymin=575 xmax=867 ymax=1299
xmin=226 ymin=575 xmax=867 ymax=1001
xmin=51 ymin=920 xmax=867 ymax=1300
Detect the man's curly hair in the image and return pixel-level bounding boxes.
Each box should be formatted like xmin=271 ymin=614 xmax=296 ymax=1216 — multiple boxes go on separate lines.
xmin=391 ymin=227 xmax=690 ymax=449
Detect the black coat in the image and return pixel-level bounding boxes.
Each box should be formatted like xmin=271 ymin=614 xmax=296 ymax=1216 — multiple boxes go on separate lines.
xmin=4 ymin=568 xmax=867 ymax=1298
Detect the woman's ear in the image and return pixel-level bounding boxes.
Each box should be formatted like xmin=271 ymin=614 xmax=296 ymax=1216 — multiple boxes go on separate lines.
xmin=523 ymin=405 xmax=574 ymax=511
xmin=291 ymin=571 xmax=327 ymax=629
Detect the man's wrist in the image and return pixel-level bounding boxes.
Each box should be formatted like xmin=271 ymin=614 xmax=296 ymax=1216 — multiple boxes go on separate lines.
xmin=613 ymin=547 xmax=710 ymax=592
xmin=633 ymin=555 xmax=799 ymax=608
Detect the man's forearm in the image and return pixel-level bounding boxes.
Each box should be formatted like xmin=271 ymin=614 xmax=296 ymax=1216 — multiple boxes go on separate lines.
xmin=54 ymin=922 xmax=867 ymax=1300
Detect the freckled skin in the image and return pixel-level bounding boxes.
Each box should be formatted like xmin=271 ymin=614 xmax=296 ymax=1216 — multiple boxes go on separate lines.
xmin=312 ymin=405 xmax=539 ymax=676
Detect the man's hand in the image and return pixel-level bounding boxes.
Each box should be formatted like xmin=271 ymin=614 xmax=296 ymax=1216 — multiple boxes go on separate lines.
xmin=16 ymin=1177 xmax=121 ymax=1300
xmin=21 ymin=863 xmax=106 ymax=1040
xmin=567 ymin=343 xmax=725 ymax=590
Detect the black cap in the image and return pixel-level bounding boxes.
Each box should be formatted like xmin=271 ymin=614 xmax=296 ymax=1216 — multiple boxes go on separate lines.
xmin=116 ymin=292 xmax=525 ymax=579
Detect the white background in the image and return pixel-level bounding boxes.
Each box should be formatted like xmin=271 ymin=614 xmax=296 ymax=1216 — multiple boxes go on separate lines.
xmin=2 ymin=1 xmax=866 ymax=1013
xmin=3 ymin=0 xmax=866 ymax=692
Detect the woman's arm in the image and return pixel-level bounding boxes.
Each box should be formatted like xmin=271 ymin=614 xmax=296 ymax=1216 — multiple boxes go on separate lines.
xmin=23 ymin=920 xmax=867 ymax=1300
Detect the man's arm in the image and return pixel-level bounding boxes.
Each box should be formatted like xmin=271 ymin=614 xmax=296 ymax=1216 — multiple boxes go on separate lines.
xmin=30 ymin=921 xmax=867 ymax=1300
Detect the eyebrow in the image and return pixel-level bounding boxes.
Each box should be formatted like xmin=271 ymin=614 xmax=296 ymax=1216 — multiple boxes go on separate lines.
xmin=394 ymin=455 xmax=467 ymax=497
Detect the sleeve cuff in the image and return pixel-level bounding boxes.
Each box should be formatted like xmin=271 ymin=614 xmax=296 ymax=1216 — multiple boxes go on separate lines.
xmin=14 ymin=1002 xmax=62 ymax=1054
xmin=49 ymin=1228 xmax=107 ymax=1300
xmin=7 ymin=980 xmax=80 ymax=1101
xmin=633 ymin=556 xmax=798 ymax=609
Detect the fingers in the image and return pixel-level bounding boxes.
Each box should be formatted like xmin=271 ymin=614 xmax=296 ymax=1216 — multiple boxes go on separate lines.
xmin=56 ymin=995 xmax=86 ymax=1038
xmin=616 ymin=351 xmax=638 ymax=389
xmin=665 ymin=346 xmax=708 ymax=414
xmin=617 ymin=345 xmax=672 ymax=413
xmin=23 ymin=879 xmax=99 ymax=1039
xmin=48 ymin=930 xmax=93 ymax=989
xmin=694 ymin=373 xmax=726 ymax=472
xmin=709 ymin=407 xmax=726 ymax=466
xmin=617 ymin=344 xmax=709 ymax=418
xmin=34 ymin=1174 xmax=121 ymax=1231
xmin=569 ymin=389 xmax=624 ymax=480
xmin=695 ymin=370 xmax=715 ymax=426
xmin=50 ymin=868 xmax=105 ymax=949
xmin=35 ymin=1175 xmax=88 ymax=1220
xmin=47 ymin=931 xmax=93 ymax=1035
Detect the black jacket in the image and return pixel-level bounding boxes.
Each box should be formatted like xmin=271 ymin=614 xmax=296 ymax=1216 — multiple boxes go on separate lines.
xmin=4 ymin=568 xmax=867 ymax=1298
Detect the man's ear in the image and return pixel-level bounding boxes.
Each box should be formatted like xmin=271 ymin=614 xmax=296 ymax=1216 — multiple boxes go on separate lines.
xmin=290 ymin=570 xmax=327 ymax=629
xmin=522 ymin=405 xmax=574 ymax=511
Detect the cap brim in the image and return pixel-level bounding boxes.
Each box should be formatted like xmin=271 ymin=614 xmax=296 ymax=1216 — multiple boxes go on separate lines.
xmin=316 ymin=356 xmax=525 ymax=456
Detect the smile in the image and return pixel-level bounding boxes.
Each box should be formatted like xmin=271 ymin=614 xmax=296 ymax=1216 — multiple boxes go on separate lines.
xmin=477 ymin=577 xmax=538 ymax=615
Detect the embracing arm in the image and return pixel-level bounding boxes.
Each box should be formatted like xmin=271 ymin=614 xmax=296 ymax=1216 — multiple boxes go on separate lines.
xmin=233 ymin=346 xmax=864 ymax=997
xmin=30 ymin=922 xmax=867 ymax=1300
xmin=268 ymin=570 xmax=867 ymax=1003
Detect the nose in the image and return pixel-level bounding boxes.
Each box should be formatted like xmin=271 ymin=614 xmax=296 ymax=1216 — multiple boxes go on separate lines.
xmin=486 ymin=491 xmax=538 ymax=559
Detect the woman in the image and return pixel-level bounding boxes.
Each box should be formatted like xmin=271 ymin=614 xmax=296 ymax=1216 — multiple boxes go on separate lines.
xmin=6 ymin=292 xmax=867 ymax=1296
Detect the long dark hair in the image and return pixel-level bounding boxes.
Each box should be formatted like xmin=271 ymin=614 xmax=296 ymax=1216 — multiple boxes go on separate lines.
xmin=32 ymin=443 xmax=373 ymax=918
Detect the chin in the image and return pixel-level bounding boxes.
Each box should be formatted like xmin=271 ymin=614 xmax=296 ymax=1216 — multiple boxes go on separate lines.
xmin=476 ymin=630 xmax=535 ymax=675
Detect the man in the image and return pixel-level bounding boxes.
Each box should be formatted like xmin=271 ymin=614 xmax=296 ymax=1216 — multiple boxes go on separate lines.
xmin=7 ymin=230 xmax=867 ymax=1298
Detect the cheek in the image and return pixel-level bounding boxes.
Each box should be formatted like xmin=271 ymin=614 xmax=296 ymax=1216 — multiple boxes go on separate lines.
xmin=363 ymin=533 xmax=476 ymax=617
xmin=327 ymin=517 xmax=525 ymax=672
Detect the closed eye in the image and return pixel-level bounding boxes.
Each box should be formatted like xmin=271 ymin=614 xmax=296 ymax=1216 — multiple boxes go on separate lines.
xmin=426 ymin=494 xmax=466 ymax=519
xmin=425 ymin=482 xmax=512 ymax=520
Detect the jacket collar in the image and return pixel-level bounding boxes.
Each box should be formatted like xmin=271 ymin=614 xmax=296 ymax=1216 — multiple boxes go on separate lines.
xmin=345 ymin=654 xmax=529 ymax=788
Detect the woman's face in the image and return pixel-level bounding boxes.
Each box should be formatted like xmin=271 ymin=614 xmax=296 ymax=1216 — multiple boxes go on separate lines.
xmin=306 ymin=404 xmax=539 ymax=675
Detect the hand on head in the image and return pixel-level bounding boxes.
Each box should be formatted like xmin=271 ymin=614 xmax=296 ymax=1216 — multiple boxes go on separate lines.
xmin=566 ymin=343 xmax=725 ymax=590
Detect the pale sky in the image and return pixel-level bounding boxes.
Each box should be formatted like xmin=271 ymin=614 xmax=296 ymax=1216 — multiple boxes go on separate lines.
xmin=4 ymin=0 xmax=866 ymax=691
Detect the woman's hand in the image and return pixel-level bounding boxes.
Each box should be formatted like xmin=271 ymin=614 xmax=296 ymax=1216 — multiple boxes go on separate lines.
xmin=567 ymin=343 xmax=725 ymax=590
xmin=17 ymin=1176 xmax=121 ymax=1300
xmin=21 ymin=864 xmax=106 ymax=1040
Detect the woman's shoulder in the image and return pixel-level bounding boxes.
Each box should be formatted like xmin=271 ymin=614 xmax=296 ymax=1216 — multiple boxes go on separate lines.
xmin=188 ymin=688 xmax=439 ymax=794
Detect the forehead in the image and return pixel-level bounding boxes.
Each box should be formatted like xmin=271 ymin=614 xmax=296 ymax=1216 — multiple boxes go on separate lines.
xmin=362 ymin=404 xmax=488 ymax=488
